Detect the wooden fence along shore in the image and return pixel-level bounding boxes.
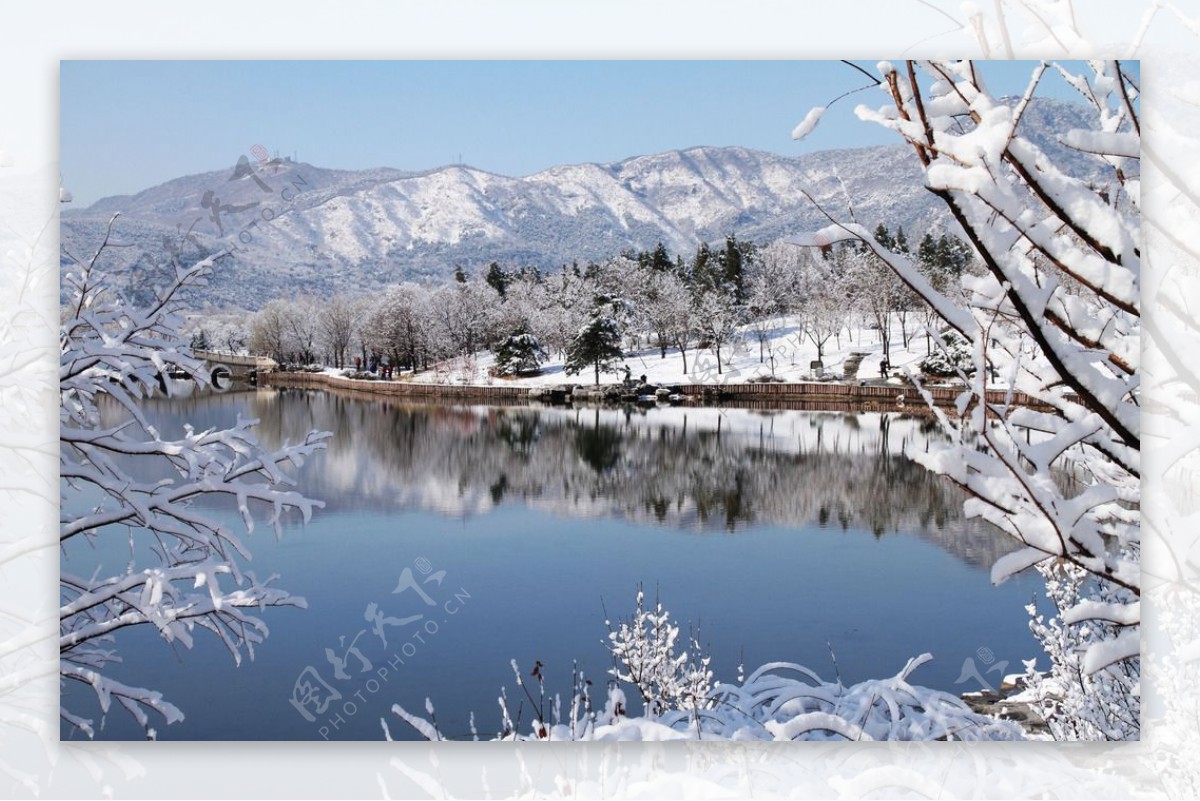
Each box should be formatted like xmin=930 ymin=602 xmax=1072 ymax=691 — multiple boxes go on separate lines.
xmin=260 ymin=370 xmax=1050 ymax=411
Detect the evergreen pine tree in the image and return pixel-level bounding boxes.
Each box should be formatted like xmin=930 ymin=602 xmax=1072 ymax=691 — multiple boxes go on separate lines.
xmin=721 ymin=234 xmax=751 ymax=302
xmin=565 ymin=304 xmax=624 ymax=385
xmin=936 ymin=234 xmax=971 ymax=277
xmin=918 ymin=231 xmax=951 ymax=290
xmin=918 ymin=232 xmax=938 ymax=267
xmin=873 ymin=223 xmax=894 ymax=251
xmin=651 ymin=242 xmax=672 ymax=272
xmin=693 ymin=241 xmax=712 ymax=280
xmin=486 ymin=262 xmax=511 ymax=299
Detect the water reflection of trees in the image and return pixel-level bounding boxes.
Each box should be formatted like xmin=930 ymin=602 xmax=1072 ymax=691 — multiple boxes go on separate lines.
xmin=139 ymin=388 xmax=1017 ymax=569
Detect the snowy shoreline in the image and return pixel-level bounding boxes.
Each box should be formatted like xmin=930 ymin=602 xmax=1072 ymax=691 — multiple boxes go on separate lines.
xmin=259 ymin=368 xmax=1050 ymax=411
xmin=245 ymin=309 xmax=1055 ymax=409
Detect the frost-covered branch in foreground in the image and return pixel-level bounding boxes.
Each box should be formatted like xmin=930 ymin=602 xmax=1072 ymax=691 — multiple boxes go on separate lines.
xmin=59 ymin=218 xmax=330 ymax=738
xmin=789 ymin=60 xmax=1140 ymax=739
xmin=387 ymin=590 xmax=1022 ymax=742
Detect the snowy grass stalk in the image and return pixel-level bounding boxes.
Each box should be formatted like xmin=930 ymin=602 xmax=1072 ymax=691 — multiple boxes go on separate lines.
xmin=510 ymin=658 xmax=547 ymax=738
xmin=391 ymin=701 xmax=442 ymax=742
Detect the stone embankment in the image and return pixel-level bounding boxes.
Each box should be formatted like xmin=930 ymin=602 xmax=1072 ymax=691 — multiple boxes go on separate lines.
xmin=961 ymin=674 xmax=1051 ymax=739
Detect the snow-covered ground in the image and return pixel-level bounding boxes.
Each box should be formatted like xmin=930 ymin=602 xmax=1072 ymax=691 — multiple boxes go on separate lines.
xmin=336 ymin=313 xmax=960 ymax=389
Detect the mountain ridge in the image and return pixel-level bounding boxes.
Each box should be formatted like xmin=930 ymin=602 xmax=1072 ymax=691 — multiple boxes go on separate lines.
xmin=61 ymin=98 xmax=1101 ymax=310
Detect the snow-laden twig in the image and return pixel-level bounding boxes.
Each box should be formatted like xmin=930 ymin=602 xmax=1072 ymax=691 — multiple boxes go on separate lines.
xmin=59 ymin=225 xmax=329 ymax=738
xmin=792 ymin=59 xmax=1140 ymax=740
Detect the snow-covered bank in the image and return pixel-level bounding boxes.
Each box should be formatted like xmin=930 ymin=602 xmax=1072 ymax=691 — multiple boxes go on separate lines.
xmin=385 ymin=586 xmax=1026 ymax=743
xmin=373 ymin=313 xmax=951 ymax=390
xmin=389 ymin=657 xmax=1026 ymax=741
xmin=266 ymin=364 xmax=1043 ymax=414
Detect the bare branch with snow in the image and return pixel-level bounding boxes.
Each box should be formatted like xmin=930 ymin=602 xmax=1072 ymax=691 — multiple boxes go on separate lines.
xmin=59 ymin=226 xmax=329 ymax=738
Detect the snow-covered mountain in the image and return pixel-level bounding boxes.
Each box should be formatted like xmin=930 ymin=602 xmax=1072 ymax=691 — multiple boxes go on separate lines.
xmin=61 ymin=98 xmax=1102 ymax=310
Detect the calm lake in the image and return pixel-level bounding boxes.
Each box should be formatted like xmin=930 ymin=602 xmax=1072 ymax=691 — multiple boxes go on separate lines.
xmin=62 ymin=386 xmax=1043 ymax=740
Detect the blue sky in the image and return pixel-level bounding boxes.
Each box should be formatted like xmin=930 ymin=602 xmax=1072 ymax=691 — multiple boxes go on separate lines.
xmin=60 ymin=60 xmax=1118 ymax=207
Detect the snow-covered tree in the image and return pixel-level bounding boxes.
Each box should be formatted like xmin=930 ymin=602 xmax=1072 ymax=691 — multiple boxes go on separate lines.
xmin=189 ymin=326 xmax=210 ymax=351
xmin=248 ymin=299 xmax=292 ymax=364
xmin=181 ymin=312 xmax=250 ymax=356
xmin=794 ymin=246 xmax=847 ymax=362
xmin=524 ymin=268 xmax=589 ymax=360
xmin=60 ymin=217 xmax=329 ymax=738
xmin=565 ymin=303 xmax=624 ymax=385
xmin=1022 ymin=559 xmax=1140 ymax=741
xmin=638 ymin=268 xmax=692 ymax=361
xmin=248 ymin=296 xmax=321 ymax=366
xmin=587 ymin=257 xmax=640 ymax=352
xmin=664 ymin=290 xmax=698 ymax=375
xmin=844 ymin=243 xmax=905 ymax=363
xmin=744 ymin=242 xmax=799 ymax=364
xmin=363 ymin=283 xmax=430 ymax=370
xmin=492 ymin=325 xmax=547 ymax=376
xmin=318 ymin=294 xmax=356 ymax=369
xmin=604 ymin=587 xmax=712 ymax=718
xmin=694 ymin=289 xmax=744 ymax=376
xmin=284 ymin=296 xmax=321 ymax=364
xmin=790 ymin=59 xmax=1140 ymax=739
xmin=427 ymin=279 xmax=501 ymax=359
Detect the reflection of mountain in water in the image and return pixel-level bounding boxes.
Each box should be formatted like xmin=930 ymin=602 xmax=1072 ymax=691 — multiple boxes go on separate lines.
xmin=139 ymin=388 xmax=1017 ymax=570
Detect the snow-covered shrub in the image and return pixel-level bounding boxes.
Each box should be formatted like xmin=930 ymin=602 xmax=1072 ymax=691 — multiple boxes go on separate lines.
xmin=1021 ymin=558 xmax=1140 ymax=740
xmin=456 ymin=352 xmax=480 ymax=384
xmin=60 ymin=218 xmax=329 ymax=738
xmin=604 ymin=587 xmax=713 ymax=718
xmin=919 ymin=332 xmax=975 ymax=377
